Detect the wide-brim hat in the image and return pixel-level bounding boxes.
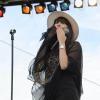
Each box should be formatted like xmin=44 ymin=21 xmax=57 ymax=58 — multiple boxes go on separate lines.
xmin=47 ymin=11 xmax=79 ymax=41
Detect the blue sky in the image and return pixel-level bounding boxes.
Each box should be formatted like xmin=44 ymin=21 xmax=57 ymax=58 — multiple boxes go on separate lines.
xmin=0 ymin=1 xmax=100 ymax=100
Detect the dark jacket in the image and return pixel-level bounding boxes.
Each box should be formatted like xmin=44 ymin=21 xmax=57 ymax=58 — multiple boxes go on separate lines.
xmin=33 ymin=40 xmax=83 ymax=98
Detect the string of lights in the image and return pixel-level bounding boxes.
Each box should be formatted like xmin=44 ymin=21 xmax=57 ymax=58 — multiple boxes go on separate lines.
xmin=0 ymin=0 xmax=99 ymax=17
xmin=0 ymin=39 xmax=100 ymax=88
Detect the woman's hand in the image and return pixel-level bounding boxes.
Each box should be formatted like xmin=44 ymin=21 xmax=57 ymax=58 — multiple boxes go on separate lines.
xmin=54 ymin=22 xmax=67 ymax=44
xmin=55 ymin=22 xmax=69 ymax=70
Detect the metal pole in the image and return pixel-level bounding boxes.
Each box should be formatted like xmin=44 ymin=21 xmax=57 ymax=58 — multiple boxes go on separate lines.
xmin=10 ymin=29 xmax=16 ymax=100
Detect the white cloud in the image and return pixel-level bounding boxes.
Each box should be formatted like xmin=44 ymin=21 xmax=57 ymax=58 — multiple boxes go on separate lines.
xmin=81 ymin=44 xmax=100 ymax=100
xmin=79 ymin=13 xmax=100 ymax=31
xmin=83 ymin=44 xmax=100 ymax=82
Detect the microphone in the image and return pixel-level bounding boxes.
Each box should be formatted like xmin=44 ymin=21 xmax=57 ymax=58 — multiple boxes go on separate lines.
xmin=51 ymin=40 xmax=58 ymax=50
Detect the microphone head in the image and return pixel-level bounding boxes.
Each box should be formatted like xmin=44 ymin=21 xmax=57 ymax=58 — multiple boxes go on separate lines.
xmin=64 ymin=28 xmax=71 ymax=38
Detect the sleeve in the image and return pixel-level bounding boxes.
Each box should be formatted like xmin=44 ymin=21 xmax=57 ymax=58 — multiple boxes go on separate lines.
xmin=67 ymin=41 xmax=83 ymax=97
xmin=66 ymin=41 xmax=83 ymax=75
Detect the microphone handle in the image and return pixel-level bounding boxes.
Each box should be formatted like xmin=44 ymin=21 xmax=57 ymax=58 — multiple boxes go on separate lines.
xmin=51 ymin=40 xmax=58 ymax=50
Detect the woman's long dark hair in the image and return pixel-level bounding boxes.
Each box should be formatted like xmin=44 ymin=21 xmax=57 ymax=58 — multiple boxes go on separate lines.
xmin=34 ymin=17 xmax=74 ymax=69
xmin=33 ymin=26 xmax=57 ymax=65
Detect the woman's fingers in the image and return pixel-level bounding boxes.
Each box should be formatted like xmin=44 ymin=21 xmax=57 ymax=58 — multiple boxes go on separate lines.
xmin=56 ymin=28 xmax=66 ymax=43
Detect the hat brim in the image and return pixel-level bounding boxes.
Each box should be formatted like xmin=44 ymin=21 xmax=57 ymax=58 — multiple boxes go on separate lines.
xmin=47 ymin=11 xmax=79 ymax=41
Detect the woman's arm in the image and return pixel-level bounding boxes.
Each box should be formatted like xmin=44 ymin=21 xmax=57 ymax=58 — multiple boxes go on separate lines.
xmin=54 ymin=23 xmax=69 ymax=70
xmin=59 ymin=42 xmax=69 ymax=70
xmin=54 ymin=22 xmax=82 ymax=71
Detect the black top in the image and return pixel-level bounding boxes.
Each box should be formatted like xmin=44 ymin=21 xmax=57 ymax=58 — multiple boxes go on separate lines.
xmin=45 ymin=41 xmax=83 ymax=98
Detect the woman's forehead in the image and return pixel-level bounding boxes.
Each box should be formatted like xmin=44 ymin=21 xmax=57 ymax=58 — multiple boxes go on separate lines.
xmin=54 ymin=17 xmax=69 ymax=25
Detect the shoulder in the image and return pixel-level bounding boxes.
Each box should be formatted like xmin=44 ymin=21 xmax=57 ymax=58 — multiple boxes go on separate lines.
xmin=72 ymin=41 xmax=82 ymax=49
xmin=68 ymin=41 xmax=82 ymax=53
xmin=73 ymin=41 xmax=81 ymax=46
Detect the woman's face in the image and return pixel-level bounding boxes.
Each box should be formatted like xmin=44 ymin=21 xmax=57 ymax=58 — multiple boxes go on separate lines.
xmin=54 ymin=21 xmax=68 ymax=32
xmin=48 ymin=17 xmax=71 ymax=39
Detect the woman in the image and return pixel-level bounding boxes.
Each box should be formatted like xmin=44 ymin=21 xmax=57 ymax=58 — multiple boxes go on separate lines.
xmin=30 ymin=11 xmax=83 ymax=100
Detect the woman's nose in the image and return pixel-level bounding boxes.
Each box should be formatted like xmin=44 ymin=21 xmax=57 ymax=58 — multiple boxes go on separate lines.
xmin=54 ymin=22 xmax=62 ymax=28
xmin=55 ymin=23 xmax=67 ymax=29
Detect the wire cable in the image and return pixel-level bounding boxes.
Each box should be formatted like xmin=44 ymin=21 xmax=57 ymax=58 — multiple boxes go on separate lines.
xmin=0 ymin=39 xmax=100 ymax=88
xmin=0 ymin=39 xmax=34 ymax=57
xmin=83 ymin=77 xmax=100 ymax=87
